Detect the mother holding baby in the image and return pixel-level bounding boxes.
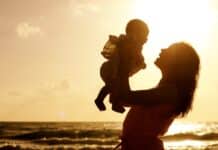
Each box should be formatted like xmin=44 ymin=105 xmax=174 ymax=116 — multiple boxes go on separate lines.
xmin=112 ymin=40 xmax=200 ymax=149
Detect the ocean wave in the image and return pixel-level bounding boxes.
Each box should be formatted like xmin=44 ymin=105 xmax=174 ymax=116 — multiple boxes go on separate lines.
xmin=33 ymin=137 xmax=119 ymax=145
xmin=6 ymin=129 xmax=218 ymax=142
xmin=0 ymin=145 xmax=114 ymax=150
xmin=9 ymin=129 xmax=120 ymax=140
xmin=0 ymin=143 xmax=116 ymax=150
xmin=0 ymin=145 xmax=25 ymax=150
xmin=163 ymin=132 xmax=218 ymax=141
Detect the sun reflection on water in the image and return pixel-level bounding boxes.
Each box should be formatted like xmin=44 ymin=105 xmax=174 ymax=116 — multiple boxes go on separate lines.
xmin=166 ymin=121 xmax=205 ymax=135
xmin=160 ymin=121 xmax=218 ymax=149
xmin=164 ymin=140 xmax=216 ymax=150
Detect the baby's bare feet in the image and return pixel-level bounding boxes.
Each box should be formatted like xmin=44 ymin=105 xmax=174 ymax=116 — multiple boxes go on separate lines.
xmin=95 ymin=99 xmax=106 ymax=111
xmin=112 ymin=104 xmax=125 ymax=113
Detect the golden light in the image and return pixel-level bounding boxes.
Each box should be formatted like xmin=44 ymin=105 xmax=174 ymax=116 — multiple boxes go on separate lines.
xmin=132 ymin=0 xmax=215 ymax=62
xmin=166 ymin=122 xmax=204 ymax=135
xmin=58 ymin=111 xmax=67 ymax=121
xmin=164 ymin=122 xmax=210 ymax=149
xmin=164 ymin=140 xmax=210 ymax=149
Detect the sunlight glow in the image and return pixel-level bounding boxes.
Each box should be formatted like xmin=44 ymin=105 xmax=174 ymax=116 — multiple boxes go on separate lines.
xmin=58 ymin=111 xmax=67 ymax=121
xmin=132 ymin=0 xmax=215 ymax=62
xmin=164 ymin=140 xmax=212 ymax=149
xmin=166 ymin=122 xmax=204 ymax=135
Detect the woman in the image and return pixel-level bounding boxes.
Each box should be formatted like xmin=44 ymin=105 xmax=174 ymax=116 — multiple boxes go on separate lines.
xmin=112 ymin=42 xmax=200 ymax=150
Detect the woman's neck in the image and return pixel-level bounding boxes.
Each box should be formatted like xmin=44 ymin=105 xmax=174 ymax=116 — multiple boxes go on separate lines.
xmin=159 ymin=73 xmax=175 ymax=85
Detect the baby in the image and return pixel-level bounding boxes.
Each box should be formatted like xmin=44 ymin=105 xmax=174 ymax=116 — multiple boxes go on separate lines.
xmin=95 ymin=19 xmax=149 ymax=113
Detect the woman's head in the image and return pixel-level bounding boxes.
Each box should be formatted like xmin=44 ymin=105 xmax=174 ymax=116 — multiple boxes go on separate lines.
xmin=155 ymin=42 xmax=200 ymax=117
xmin=155 ymin=42 xmax=200 ymax=80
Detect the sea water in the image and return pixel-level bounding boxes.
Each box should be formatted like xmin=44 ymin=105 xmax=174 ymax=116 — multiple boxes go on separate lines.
xmin=0 ymin=121 xmax=218 ymax=150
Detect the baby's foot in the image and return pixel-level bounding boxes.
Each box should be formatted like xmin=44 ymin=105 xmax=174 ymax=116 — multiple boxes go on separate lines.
xmin=95 ymin=99 xmax=106 ymax=111
xmin=112 ymin=105 xmax=125 ymax=113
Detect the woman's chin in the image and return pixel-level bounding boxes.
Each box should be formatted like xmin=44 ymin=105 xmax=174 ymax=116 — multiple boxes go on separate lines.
xmin=154 ymin=59 xmax=163 ymax=70
xmin=154 ymin=58 xmax=159 ymax=66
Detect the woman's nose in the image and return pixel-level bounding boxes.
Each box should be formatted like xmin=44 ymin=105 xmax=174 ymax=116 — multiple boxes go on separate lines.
xmin=159 ymin=49 xmax=164 ymax=55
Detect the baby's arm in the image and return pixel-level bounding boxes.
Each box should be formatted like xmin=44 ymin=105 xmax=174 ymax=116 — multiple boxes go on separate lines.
xmin=128 ymin=52 xmax=146 ymax=76
xmin=136 ymin=52 xmax=146 ymax=68
xmin=112 ymin=61 xmax=179 ymax=107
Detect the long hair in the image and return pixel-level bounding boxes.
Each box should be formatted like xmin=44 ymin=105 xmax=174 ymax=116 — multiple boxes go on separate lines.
xmin=161 ymin=42 xmax=200 ymax=117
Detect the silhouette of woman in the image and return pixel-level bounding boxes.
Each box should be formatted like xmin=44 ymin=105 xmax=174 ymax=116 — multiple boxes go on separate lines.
xmin=112 ymin=42 xmax=200 ymax=150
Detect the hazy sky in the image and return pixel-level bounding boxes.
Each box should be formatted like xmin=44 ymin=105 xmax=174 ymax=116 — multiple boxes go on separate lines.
xmin=0 ymin=0 xmax=218 ymax=121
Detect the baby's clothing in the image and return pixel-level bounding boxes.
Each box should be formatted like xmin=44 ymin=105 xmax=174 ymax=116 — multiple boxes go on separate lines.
xmin=100 ymin=34 xmax=146 ymax=83
xmin=96 ymin=34 xmax=146 ymax=113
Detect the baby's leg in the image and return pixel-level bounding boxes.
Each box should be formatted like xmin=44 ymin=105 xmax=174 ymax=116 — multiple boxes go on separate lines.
xmin=109 ymin=79 xmax=125 ymax=113
xmin=95 ymin=85 xmax=110 ymax=111
xmin=111 ymin=102 xmax=125 ymax=113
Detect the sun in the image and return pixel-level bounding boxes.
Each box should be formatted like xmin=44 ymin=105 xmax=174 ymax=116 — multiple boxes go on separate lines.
xmin=131 ymin=0 xmax=214 ymax=62
xmin=58 ymin=111 xmax=67 ymax=121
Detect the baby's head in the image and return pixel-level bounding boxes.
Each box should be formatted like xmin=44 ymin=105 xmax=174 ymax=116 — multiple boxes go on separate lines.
xmin=125 ymin=19 xmax=149 ymax=45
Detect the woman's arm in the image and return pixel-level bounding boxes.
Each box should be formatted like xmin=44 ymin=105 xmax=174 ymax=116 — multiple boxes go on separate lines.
xmin=114 ymin=38 xmax=179 ymax=107
xmin=116 ymin=67 xmax=179 ymax=107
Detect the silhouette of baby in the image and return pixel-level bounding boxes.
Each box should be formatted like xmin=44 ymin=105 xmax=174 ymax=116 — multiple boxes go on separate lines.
xmin=95 ymin=19 xmax=149 ymax=113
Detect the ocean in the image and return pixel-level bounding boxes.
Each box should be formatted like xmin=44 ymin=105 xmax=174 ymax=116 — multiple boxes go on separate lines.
xmin=0 ymin=121 xmax=218 ymax=150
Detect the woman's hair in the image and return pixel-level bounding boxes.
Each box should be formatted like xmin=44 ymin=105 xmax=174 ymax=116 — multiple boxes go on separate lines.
xmin=162 ymin=42 xmax=200 ymax=117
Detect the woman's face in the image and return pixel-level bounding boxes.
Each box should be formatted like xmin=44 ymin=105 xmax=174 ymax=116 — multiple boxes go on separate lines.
xmin=155 ymin=42 xmax=199 ymax=79
xmin=154 ymin=46 xmax=175 ymax=72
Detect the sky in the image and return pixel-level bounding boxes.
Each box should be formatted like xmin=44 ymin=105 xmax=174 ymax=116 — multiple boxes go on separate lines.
xmin=0 ymin=0 xmax=218 ymax=122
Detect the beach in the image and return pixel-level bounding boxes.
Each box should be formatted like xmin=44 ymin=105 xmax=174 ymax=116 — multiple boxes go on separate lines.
xmin=0 ymin=121 xmax=218 ymax=150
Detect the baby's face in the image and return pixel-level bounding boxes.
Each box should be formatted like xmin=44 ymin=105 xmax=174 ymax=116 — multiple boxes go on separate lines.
xmin=130 ymin=31 xmax=148 ymax=45
xmin=137 ymin=31 xmax=148 ymax=44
